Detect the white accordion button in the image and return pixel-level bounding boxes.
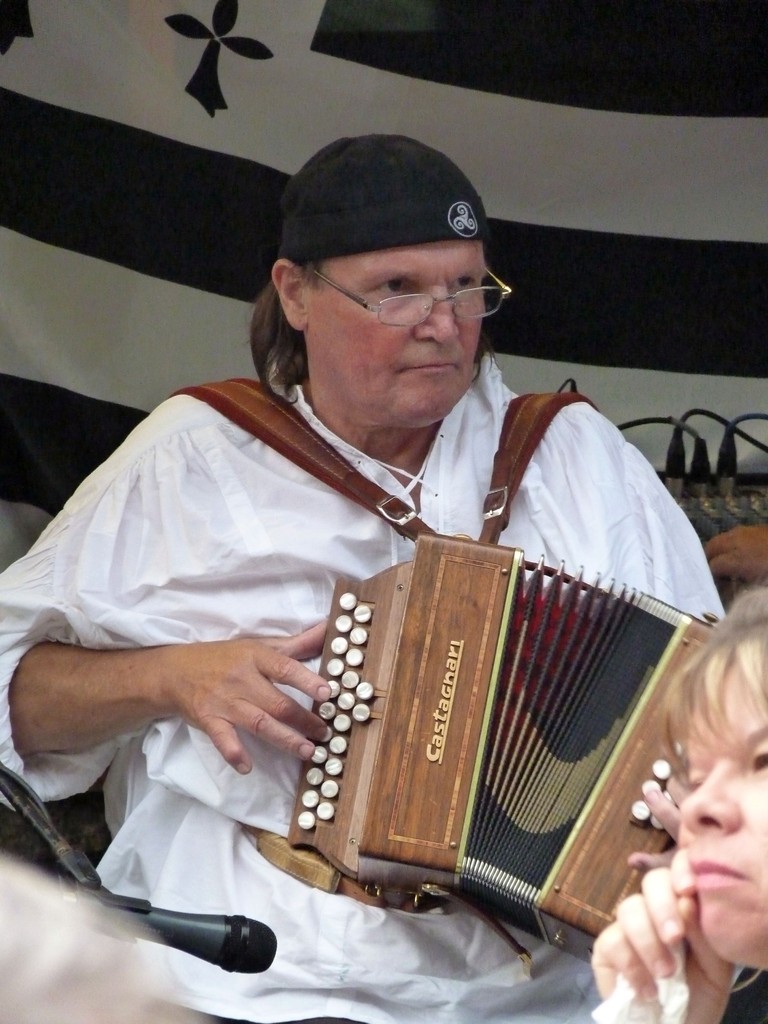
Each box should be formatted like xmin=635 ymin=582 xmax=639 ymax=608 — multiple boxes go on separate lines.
xmin=318 ymin=702 xmax=336 ymax=720
xmin=306 ymin=767 xmax=324 ymax=786
xmin=353 ymin=604 xmax=372 ymax=623
xmin=338 ymin=592 xmax=358 ymax=611
xmin=345 ymin=648 xmax=364 ymax=667
xmin=334 ymin=614 xmax=353 ymax=634
xmin=341 ymin=670 xmax=360 ymax=689
xmin=316 ymin=801 xmax=335 ymax=821
xmin=653 ymin=759 xmax=672 ymax=782
xmin=356 ymin=681 xmax=374 ymax=701
xmin=330 ymin=637 xmax=349 ymax=655
xmin=327 ymin=680 xmax=341 ymax=699
xmin=301 ymin=790 xmax=320 ymax=809
xmin=325 ymin=658 xmax=345 ymax=677
xmin=297 ymin=811 xmax=316 ymax=830
xmin=326 ymin=757 xmax=344 ymax=776
xmin=631 ymin=799 xmax=651 ymax=823
xmin=352 ymin=704 xmax=371 ymax=723
xmin=349 ymin=626 xmax=368 ymax=646
xmin=311 ymin=746 xmax=328 ymax=764
xmin=333 ymin=713 xmax=352 ymax=733
xmin=320 ymin=779 xmax=339 ymax=799
xmin=337 ymin=692 xmax=355 ymax=711
xmin=329 ymin=735 xmax=347 ymax=755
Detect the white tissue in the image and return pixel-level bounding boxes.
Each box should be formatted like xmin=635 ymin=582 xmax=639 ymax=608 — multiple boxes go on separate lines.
xmin=591 ymin=956 xmax=689 ymax=1024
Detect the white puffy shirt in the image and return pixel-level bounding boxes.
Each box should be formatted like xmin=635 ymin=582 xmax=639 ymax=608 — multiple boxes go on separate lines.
xmin=0 ymin=360 xmax=722 ymax=1023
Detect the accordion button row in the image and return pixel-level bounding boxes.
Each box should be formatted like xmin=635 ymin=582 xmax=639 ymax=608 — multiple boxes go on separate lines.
xmin=631 ymin=758 xmax=673 ymax=830
xmin=296 ymin=591 xmax=375 ymax=832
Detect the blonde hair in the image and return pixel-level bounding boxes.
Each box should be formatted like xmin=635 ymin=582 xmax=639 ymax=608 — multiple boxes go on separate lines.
xmin=665 ymin=585 xmax=768 ymax=766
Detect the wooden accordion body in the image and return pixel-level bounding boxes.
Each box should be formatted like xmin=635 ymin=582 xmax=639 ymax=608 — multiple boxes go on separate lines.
xmin=288 ymin=534 xmax=711 ymax=959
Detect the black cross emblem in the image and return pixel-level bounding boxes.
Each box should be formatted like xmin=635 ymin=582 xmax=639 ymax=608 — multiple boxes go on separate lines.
xmin=166 ymin=0 xmax=273 ymax=117
xmin=0 ymin=0 xmax=33 ymax=56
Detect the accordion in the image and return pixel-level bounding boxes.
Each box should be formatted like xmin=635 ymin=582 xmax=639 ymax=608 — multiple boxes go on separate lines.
xmin=287 ymin=534 xmax=712 ymax=959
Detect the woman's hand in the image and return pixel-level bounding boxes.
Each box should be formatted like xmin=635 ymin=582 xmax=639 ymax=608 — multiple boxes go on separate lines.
xmin=627 ymin=778 xmax=684 ymax=873
xmin=592 ymin=853 xmax=733 ymax=1024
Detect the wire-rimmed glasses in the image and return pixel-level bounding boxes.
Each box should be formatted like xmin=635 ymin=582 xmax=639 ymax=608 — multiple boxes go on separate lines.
xmin=313 ymin=269 xmax=512 ymax=327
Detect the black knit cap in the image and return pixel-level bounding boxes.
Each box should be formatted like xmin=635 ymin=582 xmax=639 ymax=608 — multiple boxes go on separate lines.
xmin=278 ymin=134 xmax=490 ymax=262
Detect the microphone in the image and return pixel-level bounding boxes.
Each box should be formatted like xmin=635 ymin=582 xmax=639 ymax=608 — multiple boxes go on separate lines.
xmin=74 ymin=885 xmax=278 ymax=974
xmin=116 ymin=902 xmax=277 ymax=973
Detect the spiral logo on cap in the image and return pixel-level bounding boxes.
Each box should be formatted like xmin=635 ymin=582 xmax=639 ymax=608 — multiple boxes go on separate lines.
xmin=447 ymin=201 xmax=478 ymax=238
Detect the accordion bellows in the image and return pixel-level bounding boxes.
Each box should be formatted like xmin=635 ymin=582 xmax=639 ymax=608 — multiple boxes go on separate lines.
xmin=288 ymin=535 xmax=711 ymax=959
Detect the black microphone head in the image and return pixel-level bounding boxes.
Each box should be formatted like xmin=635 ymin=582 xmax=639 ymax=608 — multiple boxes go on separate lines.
xmin=219 ymin=915 xmax=277 ymax=973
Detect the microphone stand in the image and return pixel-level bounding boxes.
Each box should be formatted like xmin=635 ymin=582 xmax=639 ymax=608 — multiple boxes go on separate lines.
xmin=0 ymin=763 xmax=277 ymax=972
xmin=0 ymin=761 xmax=147 ymax=907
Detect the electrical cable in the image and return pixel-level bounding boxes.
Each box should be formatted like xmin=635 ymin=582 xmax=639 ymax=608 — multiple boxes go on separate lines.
xmin=715 ymin=413 xmax=768 ymax=496
xmin=616 ymin=417 xmax=703 ymax=497
xmin=680 ymin=408 xmax=768 ymax=459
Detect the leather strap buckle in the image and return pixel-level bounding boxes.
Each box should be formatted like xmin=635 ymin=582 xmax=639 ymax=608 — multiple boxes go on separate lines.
xmin=375 ymin=495 xmax=418 ymax=526
xmin=482 ymin=486 xmax=508 ymax=520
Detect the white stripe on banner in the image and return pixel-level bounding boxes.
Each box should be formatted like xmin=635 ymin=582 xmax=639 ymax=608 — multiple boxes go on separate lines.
xmin=497 ymin=353 xmax=768 ymax=478
xmin=1 ymin=228 xmax=254 ymax=411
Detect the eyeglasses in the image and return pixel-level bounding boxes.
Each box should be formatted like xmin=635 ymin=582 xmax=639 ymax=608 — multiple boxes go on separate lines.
xmin=312 ymin=268 xmax=513 ymax=327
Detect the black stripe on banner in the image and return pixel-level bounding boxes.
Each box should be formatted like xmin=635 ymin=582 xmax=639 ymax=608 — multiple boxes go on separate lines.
xmin=0 ymin=375 xmax=146 ymax=514
xmin=484 ymin=222 xmax=768 ymax=378
xmin=313 ymin=0 xmax=768 ymax=117
xmin=2 ymin=88 xmax=767 ymax=376
xmin=0 ymin=87 xmax=285 ymax=302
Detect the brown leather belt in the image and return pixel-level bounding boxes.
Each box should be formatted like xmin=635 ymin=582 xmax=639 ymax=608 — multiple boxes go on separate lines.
xmin=241 ymin=826 xmax=441 ymax=912
xmin=241 ymin=825 xmax=531 ymax=970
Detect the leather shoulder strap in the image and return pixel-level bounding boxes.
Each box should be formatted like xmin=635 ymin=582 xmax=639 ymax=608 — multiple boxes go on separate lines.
xmin=176 ymin=380 xmax=594 ymax=547
xmin=174 ymin=378 xmax=435 ymax=542
xmin=479 ymin=391 xmax=596 ymax=544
